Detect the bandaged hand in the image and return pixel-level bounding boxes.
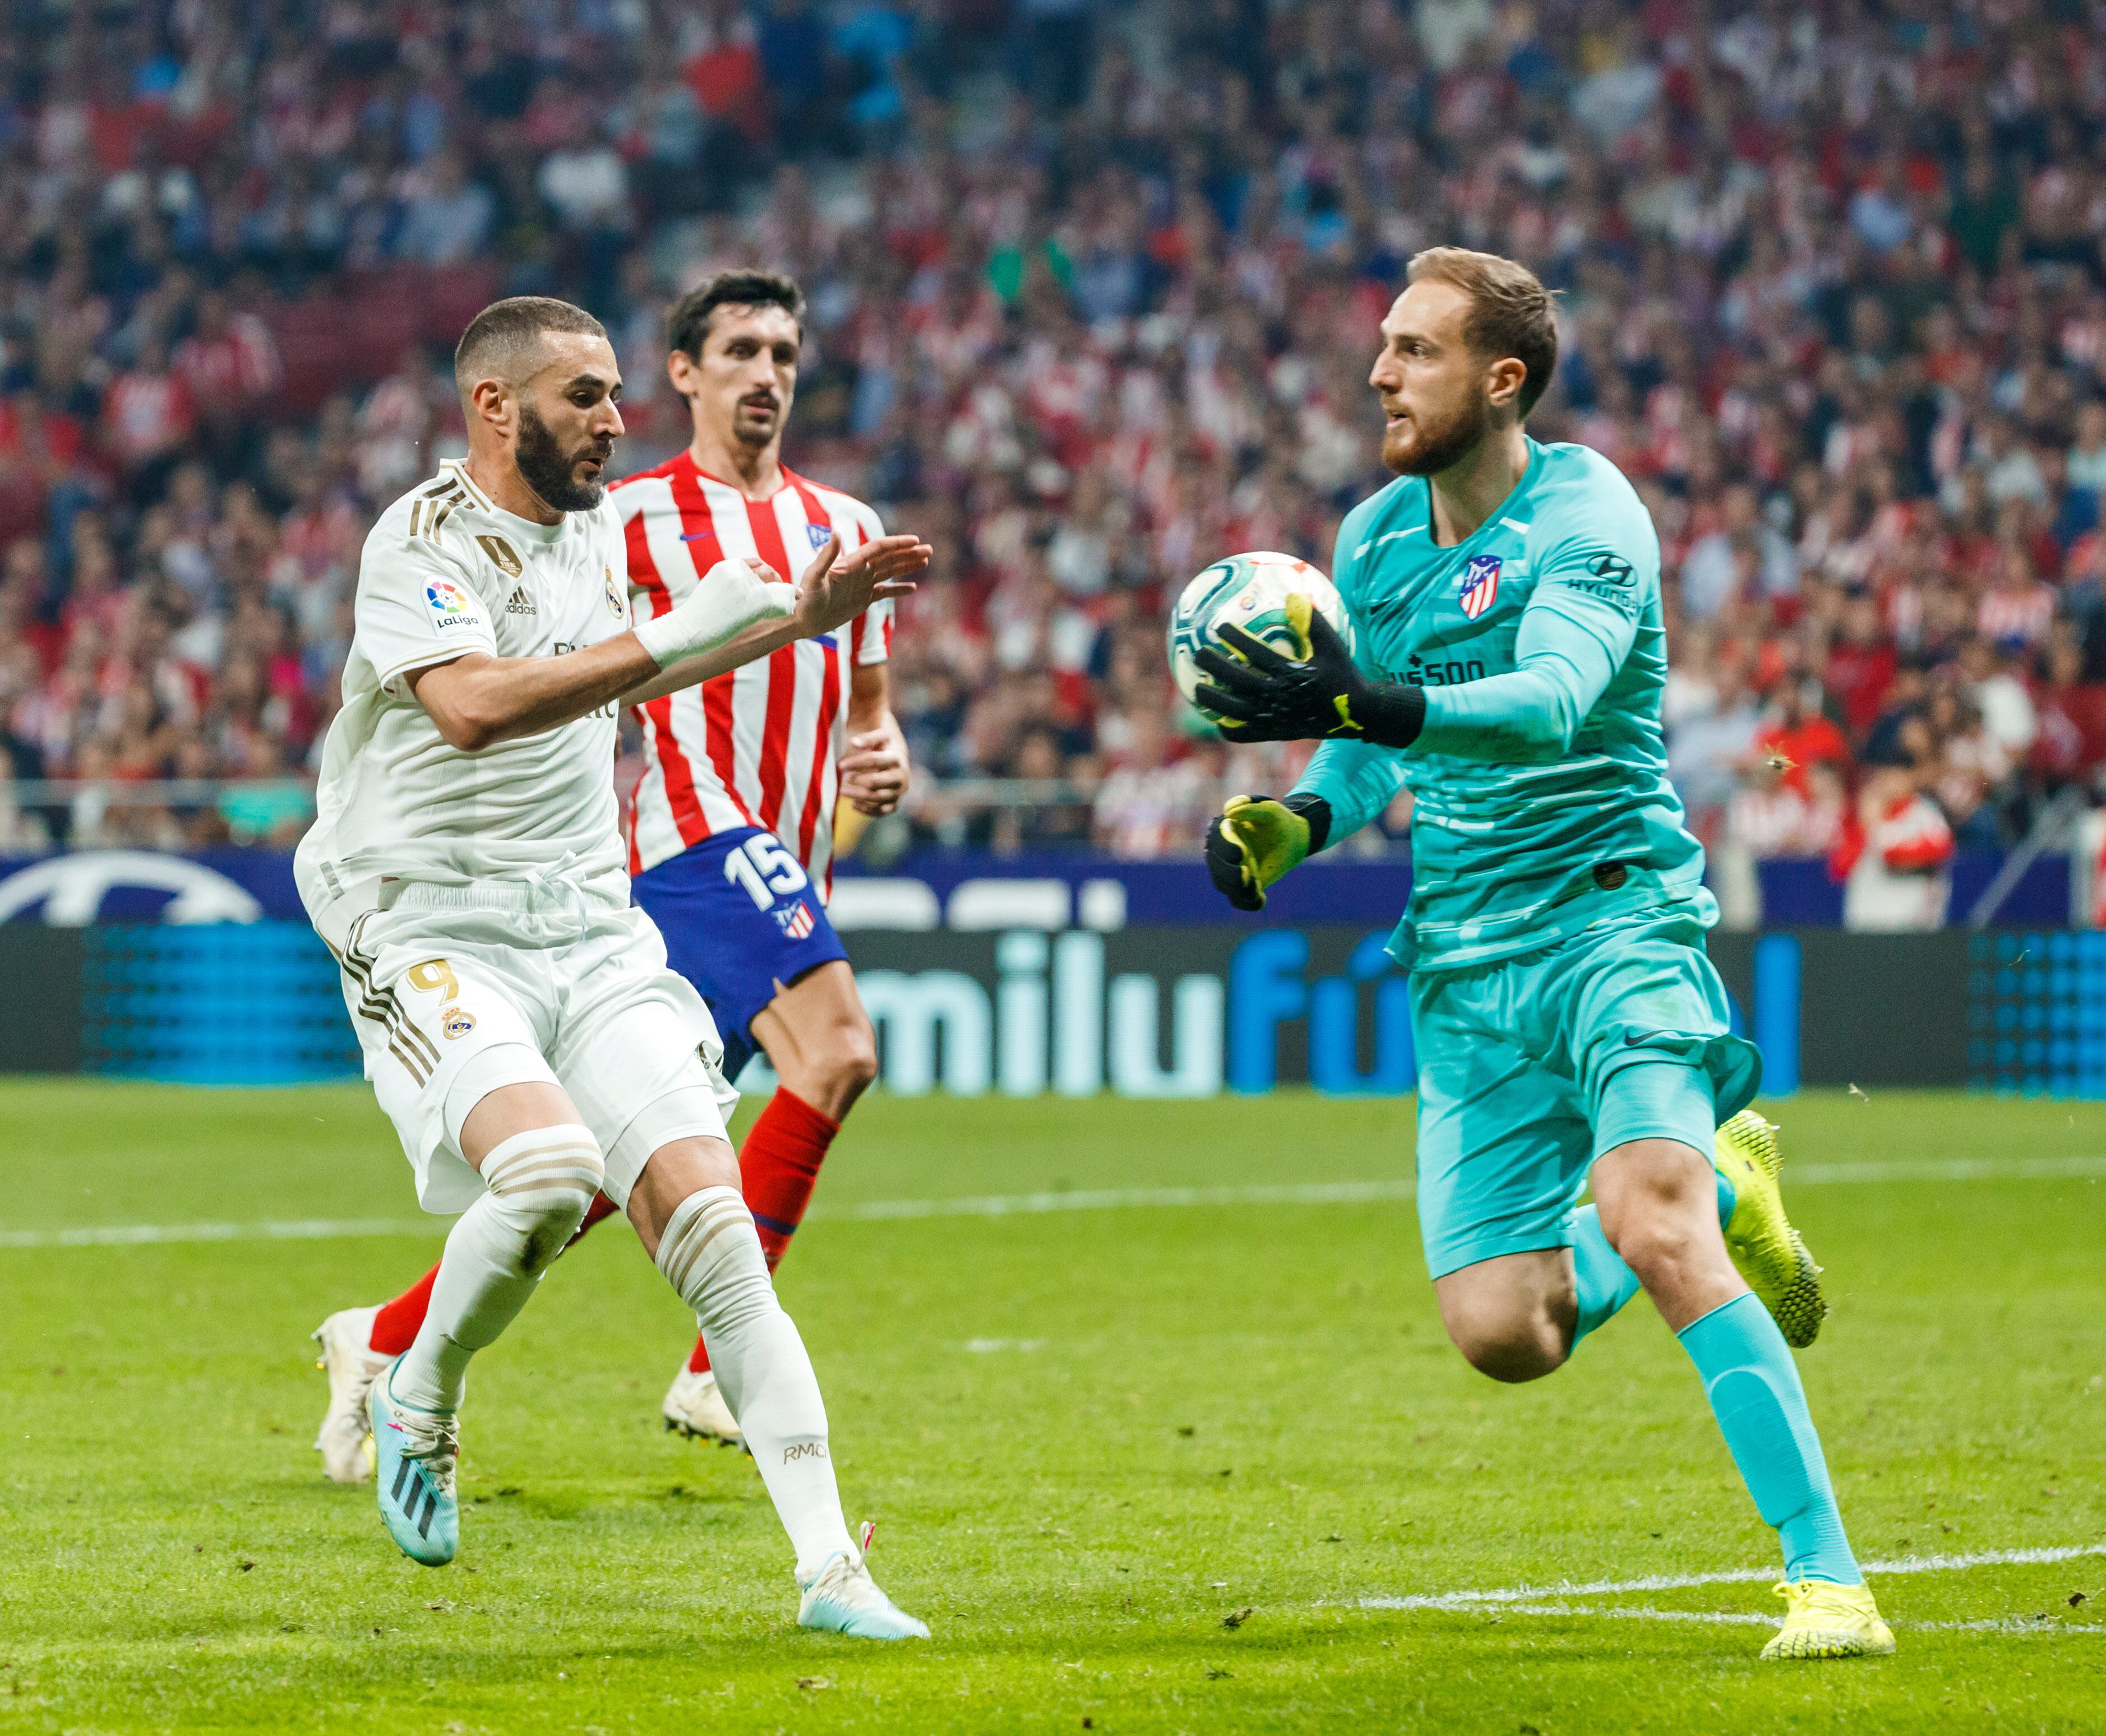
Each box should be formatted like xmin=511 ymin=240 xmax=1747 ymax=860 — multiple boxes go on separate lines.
xmin=632 ymin=557 xmax=797 ymax=670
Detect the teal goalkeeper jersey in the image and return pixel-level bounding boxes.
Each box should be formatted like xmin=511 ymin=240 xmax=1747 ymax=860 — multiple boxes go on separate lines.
xmin=1290 ymin=437 xmax=1709 ymax=973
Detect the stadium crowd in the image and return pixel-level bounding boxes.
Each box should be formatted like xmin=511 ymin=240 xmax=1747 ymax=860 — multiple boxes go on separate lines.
xmin=2 ymin=0 xmax=2105 ymax=902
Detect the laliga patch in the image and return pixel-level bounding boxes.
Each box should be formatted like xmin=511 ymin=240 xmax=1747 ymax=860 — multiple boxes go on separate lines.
xmin=1458 ymin=554 xmax=1502 ymax=620
xmin=604 ymin=563 xmax=626 ymax=620
xmin=425 ymin=579 xmax=481 ymax=631
xmin=440 ymin=1005 xmax=476 ymax=1040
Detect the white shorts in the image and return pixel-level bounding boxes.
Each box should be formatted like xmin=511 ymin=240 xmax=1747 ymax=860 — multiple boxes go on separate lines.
xmin=331 ymin=881 xmax=738 ymax=1213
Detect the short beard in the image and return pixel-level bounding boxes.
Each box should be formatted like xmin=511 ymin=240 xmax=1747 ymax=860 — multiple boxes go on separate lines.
xmin=1385 ymin=394 xmax=1491 ymax=478
xmin=733 ymin=399 xmax=780 ymax=450
xmin=516 ymin=404 xmax=607 ymax=512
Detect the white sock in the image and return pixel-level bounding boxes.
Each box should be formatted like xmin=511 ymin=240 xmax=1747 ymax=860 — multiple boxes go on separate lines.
xmin=392 ymin=1125 xmax=603 ymax=1415
xmin=655 ymin=1186 xmax=853 ymax=1581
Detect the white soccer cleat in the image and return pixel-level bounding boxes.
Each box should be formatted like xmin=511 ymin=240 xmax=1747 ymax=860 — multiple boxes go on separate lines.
xmin=311 ymin=1305 xmax=391 ymax=1485
xmin=662 ymin=1365 xmax=745 ymax=1448
xmin=797 ymin=1547 xmax=930 ymax=1640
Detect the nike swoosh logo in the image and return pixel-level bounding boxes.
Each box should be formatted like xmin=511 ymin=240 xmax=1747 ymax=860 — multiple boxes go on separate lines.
xmin=680 ymin=530 xmax=719 ymax=544
xmin=1354 ymin=526 xmax=1428 ymax=559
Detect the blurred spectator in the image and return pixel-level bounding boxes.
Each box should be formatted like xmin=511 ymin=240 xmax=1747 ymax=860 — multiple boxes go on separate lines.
xmin=1092 ymin=707 xmax=1210 ymax=858
xmin=396 ymin=156 xmax=498 ymax=266
xmin=0 ymin=0 xmax=2104 ymax=888
xmin=1681 ymin=484 xmax=1796 ymax=620
xmin=1753 ymin=683 xmax=1850 ymax=803
xmin=1836 ymin=766 xmax=1956 ymax=932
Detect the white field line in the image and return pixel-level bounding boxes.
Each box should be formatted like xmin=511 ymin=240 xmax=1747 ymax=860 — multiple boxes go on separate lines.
xmin=5 ymin=1152 xmax=2104 ymax=1251
xmin=829 ymin=1178 xmax=1419 ymax=1220
xmin=0 ymin=1217 xmax=435 ymax=1249
xmin=818 ymin=1154 xmax=2106 ymax=1221
xmin=1462 ymin=1602 xmax=2106 ymax=1637
xmin=1359 ymin=1544 xmax=2106 ymax=1613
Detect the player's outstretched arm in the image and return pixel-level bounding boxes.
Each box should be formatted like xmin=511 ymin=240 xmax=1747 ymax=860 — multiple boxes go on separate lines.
xmin=620 ymin=532 xmax=929 ymax=707
xmin=1193 ymin=576 xmax=1634 ymax=765
xmin=408 ymin=553 xmax=801 ymax=750
xmin=409 ymin=638 xmax=659 ymax=752
xmin=1408 ymin=576 xmax=1632 ymax=763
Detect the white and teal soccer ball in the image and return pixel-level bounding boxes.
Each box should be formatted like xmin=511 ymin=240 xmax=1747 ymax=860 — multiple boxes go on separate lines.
xmin=1166 ymin=550 xmax=1354 ymax=725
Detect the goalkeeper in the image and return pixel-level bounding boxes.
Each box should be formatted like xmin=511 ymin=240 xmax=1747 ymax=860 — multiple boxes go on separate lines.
xmin=1193 ymin=247 xmax=1891 ymax=1663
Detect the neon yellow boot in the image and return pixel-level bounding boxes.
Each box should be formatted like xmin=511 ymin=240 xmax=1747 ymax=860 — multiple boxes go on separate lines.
xmin=1714 ymin=1109 xmax=1827 ymax=1348
xmin=1761 ymin=1580 xmax=1896 ymax=1660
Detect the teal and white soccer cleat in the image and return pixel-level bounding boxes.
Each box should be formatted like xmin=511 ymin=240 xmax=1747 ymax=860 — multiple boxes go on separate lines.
xmin=367 ymin=1363 xmax=459 ymax=1567
xmin=797 ymin=1548 xmax=930 ymax=1640
xmin=1714 ymin=1109 xmax=1827 ymax=1348
xmin=311 ymin=1305 xmax=391 ymax=1485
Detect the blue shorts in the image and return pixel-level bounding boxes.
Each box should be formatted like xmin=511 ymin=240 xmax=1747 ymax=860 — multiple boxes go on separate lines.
xmin=1410 ymin=905 xmax=1762 ymax=1281
xmin=631 ymin=828 xmax=849 ymax=1082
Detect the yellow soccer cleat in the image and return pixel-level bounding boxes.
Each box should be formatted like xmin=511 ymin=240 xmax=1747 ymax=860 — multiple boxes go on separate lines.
xmin=1714 ymin=1109 xmax=1827 ymax=1348
xmin=1760 ymin=1580 xmax=1896 ymax=1660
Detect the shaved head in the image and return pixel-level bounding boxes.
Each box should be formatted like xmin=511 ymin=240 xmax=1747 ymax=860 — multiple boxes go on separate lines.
xmin=453 ymin=297 xmax=609 ymax=399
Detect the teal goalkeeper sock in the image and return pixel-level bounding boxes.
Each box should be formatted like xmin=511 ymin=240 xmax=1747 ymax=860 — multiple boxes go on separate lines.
xmin=1678 ymin=1293 xmax=1860 ymax=1585
xmin=1568 ymin=1205 xmax=1642 ymax=1345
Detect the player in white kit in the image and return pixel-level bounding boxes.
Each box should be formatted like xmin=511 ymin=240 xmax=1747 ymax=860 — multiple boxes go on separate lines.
xmin=297 ymin=295 xmax=931 ymax=1638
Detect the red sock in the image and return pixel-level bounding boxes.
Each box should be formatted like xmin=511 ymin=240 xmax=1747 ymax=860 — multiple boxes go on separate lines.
xmin=366 ymin=1191 xmax=622 ymax=1355
xmin=571 ymin=1189 xmax=622 ymax=1246
xmin=369 ymin=1264 xmax=438 ymax=1355
xmin=686 ymin=1088 xmax=840 ymax=1376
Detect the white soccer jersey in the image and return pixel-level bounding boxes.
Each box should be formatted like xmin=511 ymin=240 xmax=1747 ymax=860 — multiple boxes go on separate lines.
xmin=295 ymin=459 xmax=636 ymax=933
xmin=613 ymin=452 xmax=892 ymax=891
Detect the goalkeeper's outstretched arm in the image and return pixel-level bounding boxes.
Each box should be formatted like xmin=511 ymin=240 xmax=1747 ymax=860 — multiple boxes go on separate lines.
xmin=1193 ymin=578 xmax=1631 ymax=767
xmin=1408 ymin=586 xmax=1625 ymax=763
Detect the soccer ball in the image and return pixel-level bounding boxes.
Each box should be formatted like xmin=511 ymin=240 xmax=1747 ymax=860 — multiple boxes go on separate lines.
xmin=1166 ymin=551 xmax=1354 ymax=725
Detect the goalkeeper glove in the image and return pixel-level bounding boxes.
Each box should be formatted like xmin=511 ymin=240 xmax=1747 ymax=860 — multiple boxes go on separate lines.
xmin=1205 ymin=791 xmax=1332 ymax=911
xmin=1193 ymin=594 xmax=1426 ymax=748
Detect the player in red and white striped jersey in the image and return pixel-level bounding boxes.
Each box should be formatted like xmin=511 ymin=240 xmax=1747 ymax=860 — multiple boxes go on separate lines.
xmin=317 ymin=272 xmax=916 ymax=1471
xmin=618 ymin=428 xmax=893 ymax=895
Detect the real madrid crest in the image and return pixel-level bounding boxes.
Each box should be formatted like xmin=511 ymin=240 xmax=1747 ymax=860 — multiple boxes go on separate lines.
xmin=604 ymin=563 xmax=626 ymax=620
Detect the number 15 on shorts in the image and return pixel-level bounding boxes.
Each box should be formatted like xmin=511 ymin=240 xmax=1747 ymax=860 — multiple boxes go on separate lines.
xmin=722 ymin=833 xmax=809 ymax=910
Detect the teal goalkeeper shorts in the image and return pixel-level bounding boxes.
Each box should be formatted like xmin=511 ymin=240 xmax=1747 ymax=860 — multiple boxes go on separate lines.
xmin=1408 ymin=905 xmax=1762 ymax=1280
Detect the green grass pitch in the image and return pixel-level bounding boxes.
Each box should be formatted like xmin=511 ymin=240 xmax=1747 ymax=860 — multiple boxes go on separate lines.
xmin=2 ymin=1082 xmax=2104 ymax=1733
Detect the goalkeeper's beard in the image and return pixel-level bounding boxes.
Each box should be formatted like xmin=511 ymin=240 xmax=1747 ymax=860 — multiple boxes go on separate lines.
xmin=516 ymin=404 xmax=611 ymax=513
xmin=1385 ymin=392 xmax=1491 ymax=478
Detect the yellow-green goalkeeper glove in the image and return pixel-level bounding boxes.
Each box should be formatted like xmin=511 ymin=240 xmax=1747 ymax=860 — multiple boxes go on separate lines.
xmin=1204 ymin=792 xmax=1333 ymax=911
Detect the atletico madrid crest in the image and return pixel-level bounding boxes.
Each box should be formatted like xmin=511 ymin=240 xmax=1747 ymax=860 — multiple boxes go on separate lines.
xmin=1458 ymin=555 xmax=1502 ymax=619
xmin=774 ymin=900 xmax=816 ymax=940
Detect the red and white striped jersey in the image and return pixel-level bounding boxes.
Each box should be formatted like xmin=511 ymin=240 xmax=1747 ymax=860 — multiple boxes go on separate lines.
xmin=612 ymin=451 xmax=892 ymax=890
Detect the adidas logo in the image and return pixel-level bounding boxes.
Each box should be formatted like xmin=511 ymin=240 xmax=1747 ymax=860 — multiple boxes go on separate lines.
xmin=505 ymin=586 xmax=537 ymax=616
